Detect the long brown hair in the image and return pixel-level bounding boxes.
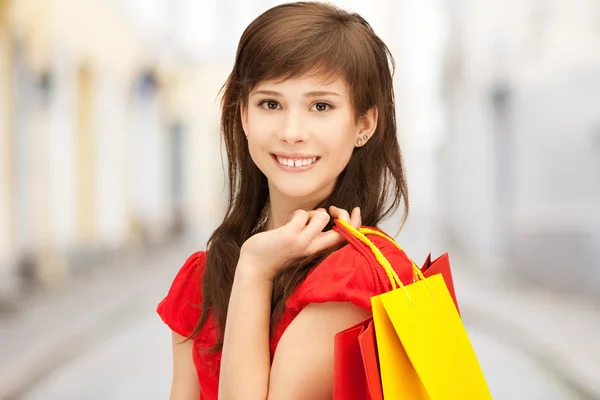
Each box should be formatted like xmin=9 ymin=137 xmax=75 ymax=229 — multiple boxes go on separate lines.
xmin=192 ymin=1 xmax=409 ymax=350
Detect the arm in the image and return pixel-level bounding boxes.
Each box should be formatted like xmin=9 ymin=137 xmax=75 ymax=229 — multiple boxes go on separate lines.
xmin=218 ymin=263 xmax=274 ymax=399
xmin=170 ymin=332 xmax=201 ymax=400
xmin=218 ymin=207 xmax=362 ymax=399
xmin=268 ymin=302 xmax=371 ymax=399
xmin=219 ymin=259 xmax=370 ymax=400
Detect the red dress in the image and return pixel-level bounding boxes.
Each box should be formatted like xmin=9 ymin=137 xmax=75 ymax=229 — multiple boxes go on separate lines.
xmin=156 ymin=235 xmax=414 ymax=400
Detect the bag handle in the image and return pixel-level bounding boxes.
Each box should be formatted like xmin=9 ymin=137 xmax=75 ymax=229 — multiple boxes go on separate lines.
xmin=334 ymin=219 xmax=430 ymax=303
xmin=356 ymin=226 xmax=426 ymax=283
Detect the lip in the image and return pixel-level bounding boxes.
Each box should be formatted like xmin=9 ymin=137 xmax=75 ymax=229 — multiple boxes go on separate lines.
xmin=272 ymin=152 xmax=319 ymax=158
xmin=270 ymin=153 xmax=320 ymax=172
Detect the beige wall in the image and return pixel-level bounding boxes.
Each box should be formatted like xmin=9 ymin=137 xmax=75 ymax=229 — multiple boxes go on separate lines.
xmin=167 ymin=65 xmax=230 ymax=234
xmin=75 ymin=65 xmax=96 ymax=243
xmin=9 ymin=0 xmax=145 ymax=78
xmin=0 ymin=0 xmax=164 ymax=281
xmin=0 ymin=3 xmax=14 ymax=268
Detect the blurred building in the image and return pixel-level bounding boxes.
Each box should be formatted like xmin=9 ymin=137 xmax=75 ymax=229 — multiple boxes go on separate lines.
xmin=0 ymin=0 xmax=227 ymax=300
xmin=439 ymin=0 xmax=600 ymax=296
xmin=0 ymin=0 xmax=448 ymax=299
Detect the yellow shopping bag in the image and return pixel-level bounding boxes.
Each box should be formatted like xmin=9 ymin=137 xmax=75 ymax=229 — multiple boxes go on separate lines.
xmin=336 ymin=219 xmax=491 ymax=400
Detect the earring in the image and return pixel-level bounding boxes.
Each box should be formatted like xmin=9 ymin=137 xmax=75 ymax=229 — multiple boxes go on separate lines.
xmin=357 ymin=134 xmax=369 ymax=146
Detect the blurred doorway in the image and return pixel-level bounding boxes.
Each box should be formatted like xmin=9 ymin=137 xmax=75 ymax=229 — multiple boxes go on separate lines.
xmin=169 ymin=121 xmax=185 ymax=235
xmin=592 ymin=125 xmax=600 ymax=296
xmin=75 ymin=64 xmax=96 ymax=244
xmin=490 ymin=84 xmax=513 ymax=263
xmin=11 ymin=39 xmax=34 ymax=254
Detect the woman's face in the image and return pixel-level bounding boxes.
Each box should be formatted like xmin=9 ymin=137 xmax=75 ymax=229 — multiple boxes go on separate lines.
xmin=241 ymin=73 xmax=376 ymax=202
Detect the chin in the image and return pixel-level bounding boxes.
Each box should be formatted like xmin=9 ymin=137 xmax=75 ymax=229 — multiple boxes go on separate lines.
xmin=270 ymin=179 xmax=332 ymax=200
xmin=272 ymin=181 xmax=322 ymax=199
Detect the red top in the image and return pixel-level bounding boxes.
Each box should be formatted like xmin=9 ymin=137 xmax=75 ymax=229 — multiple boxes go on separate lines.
xmin=156 ymin=234 xmax=414 ymax=400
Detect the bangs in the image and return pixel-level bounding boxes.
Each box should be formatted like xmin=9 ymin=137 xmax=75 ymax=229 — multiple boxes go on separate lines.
xmin=237 ymin=10 xmax=380 ymax=110
xmin=250 ymin=29 xmax=350 ymax=83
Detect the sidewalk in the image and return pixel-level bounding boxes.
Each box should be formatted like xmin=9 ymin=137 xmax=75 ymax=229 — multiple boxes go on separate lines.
xmin=453 ymin=254 xmax=600 ymax=399
xmin=1 ymin=239 xmax=598 ymax=399
xmin=0 ymin=235 xmax=203 ymax=400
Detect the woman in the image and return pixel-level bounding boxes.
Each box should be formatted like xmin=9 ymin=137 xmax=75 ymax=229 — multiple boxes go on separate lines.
xmin=157 ymin=2 xmax=415 ymax=398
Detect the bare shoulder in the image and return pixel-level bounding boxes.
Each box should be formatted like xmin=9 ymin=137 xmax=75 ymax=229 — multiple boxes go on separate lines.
xmin=268 ymin=302 xmax=370 ymax=400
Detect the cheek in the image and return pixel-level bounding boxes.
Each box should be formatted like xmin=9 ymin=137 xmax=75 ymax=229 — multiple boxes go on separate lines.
xmin=322 ymin=120 xmax=357 ymax=155
xmin=245 ymin=116 xmax=277 ymax=169
xmin=246 ymin=110 xmax=282 ymax=139
xmin=247 ymin=138 xmax=269 ymax=168
xmin=246 ymin=113 xmax=273 ymax=146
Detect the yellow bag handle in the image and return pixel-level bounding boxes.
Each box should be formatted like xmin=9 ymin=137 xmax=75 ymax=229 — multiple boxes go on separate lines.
xmin=358 ymin=227 xmax=427 ymax=283
xmin=336 ymin=219 xmax=429 ymax=303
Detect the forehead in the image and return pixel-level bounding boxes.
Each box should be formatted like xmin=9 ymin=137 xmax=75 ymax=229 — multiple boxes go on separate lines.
xmin=251 ymin=72 xmax=350 ymax=95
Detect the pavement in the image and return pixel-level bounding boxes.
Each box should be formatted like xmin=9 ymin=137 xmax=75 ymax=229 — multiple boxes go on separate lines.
xmin=453 ymin=256 xmax=600 ymax=399
xmin=0 ymin=235 xmax=202 ymax=400
xmin=0 ymin=232 xmax=598 ymax=400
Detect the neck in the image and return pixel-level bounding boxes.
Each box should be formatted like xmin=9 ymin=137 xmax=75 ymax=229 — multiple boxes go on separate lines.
xmin=264 ymin=183 xmax=333 ymax=231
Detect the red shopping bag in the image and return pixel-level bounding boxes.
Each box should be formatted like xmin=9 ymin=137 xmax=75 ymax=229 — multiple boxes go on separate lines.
xmin=333 ymin=318 xmax=383 ymax=400
xmin=421 ymin=253 xmax=459 ymax=314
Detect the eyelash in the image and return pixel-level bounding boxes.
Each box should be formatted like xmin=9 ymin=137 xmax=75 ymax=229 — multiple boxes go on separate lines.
xmin=257 ymin=100 xmax=333 ymax=112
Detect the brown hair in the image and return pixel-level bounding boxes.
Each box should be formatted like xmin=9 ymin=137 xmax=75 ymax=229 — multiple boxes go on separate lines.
xmin=192 ymin=1 xmax=409 ymax=350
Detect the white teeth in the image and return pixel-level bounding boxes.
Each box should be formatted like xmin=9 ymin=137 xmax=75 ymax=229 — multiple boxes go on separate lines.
xmin=276 ymin=156 xmax=318 ymax=168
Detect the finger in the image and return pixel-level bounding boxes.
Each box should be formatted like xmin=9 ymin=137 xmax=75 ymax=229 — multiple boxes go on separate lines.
xmin=299 ymin=209 xmax=330 ymax=242
xmin=329 ymin=205 xmax=351 ymax=223
xmin=350 ymin=207 xmax=362 ymax=229
xmin=286 ymin=209 xmax=310 ymax=233
xmin=306 ymin=229 xmax=343 ymax=254
xmin=311 ymin=208 xmax=327 ymax=219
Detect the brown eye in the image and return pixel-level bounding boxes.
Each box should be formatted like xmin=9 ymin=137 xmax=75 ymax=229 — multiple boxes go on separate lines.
xmin=260 ymin=100 xmax=279 ymax=110
xmin=312 ymin=102 xmax=331 ymax=112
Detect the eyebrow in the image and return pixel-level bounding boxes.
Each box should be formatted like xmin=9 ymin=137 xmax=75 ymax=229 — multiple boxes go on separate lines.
xmin=252 ymin=90 xmax=341 ymax=97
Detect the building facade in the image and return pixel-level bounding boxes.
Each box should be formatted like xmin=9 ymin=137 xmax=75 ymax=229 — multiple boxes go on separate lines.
xmin=0 ymin=0 xmax=226 ymax=299
xmin=440 ymin=0 xmax=600 ymax=296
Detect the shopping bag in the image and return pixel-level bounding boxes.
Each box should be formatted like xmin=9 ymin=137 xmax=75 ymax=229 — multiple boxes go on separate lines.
xmin=334 ymin=219 xmax=491 ymax=400
xmin=333 ymin=224 xmax=463 ymax=400
xmin=421 ymin=253 xmax=459 ymax=314
xmin=333 ymin=318 xmax=383 ymax=400
xmin=358 ymin=319 xmax=383 ymax=400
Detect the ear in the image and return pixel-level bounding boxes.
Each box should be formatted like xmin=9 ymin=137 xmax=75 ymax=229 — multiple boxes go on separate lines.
xmin=240 ymin=103 xmax=249 ymax=137
xmin=355 ymin=107 xmax=378 ymax=147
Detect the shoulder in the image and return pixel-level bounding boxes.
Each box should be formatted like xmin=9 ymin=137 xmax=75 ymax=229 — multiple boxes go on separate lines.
xmin=156 ymin=251 xmax=206 ymax=337
xmin=286 ymin=232 xmax=414 ymax=313
xmin=268 ymin=301 xmax=370 ymax=399
xmin=169 ymin=251 xmax=206 ymax=294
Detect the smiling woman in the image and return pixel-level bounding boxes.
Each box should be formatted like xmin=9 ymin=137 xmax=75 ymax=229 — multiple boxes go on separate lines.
xmin=242 ymin=74 xmax=373 ymax=200
xmin=156 ymin=2 xmax=413 ymax=400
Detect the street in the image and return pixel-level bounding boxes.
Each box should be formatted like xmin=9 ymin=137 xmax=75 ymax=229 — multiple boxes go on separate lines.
xmin=21 ymin=310 xmax=172 ymax=400
xmin=19 ymin=259 xmax=579 ymax=400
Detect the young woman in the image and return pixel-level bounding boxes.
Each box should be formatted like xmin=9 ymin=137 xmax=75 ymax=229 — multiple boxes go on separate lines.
xmin=157 ymin=2 xmax=415 ymax=399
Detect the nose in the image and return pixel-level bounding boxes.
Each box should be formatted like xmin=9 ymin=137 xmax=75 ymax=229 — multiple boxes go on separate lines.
xmin=278 ymin=111 xmax=307 ymax=144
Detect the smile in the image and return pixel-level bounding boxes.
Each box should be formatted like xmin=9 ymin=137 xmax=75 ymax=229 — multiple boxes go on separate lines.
xmin=271 ymin=153 xmax=320 ymax=171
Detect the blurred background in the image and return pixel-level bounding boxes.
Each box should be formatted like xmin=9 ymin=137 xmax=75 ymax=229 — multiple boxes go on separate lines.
xmin=0 ymin=0 xmax=598 ymax=399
